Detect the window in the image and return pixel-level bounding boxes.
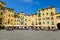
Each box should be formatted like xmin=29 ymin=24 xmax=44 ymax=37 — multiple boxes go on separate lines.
xmin=39 ymin=10 xmax=40 ymax=12
xmin=51 ymin=17 xmax=54 ymax=20
xmin=18 ymin=16 xmax=20 ymax=18
xmin=52 ymin=21 xmax=54 ymax=25
xmin=0 ymin=12 xmax=3 ymax=15
xmin=25 ymin=23 xmax=27 ymax=25
xmin=18 ymin=20 xmax=20 ymax=22
xmin=42 ymin=18 xmax=45 ymax=20
xmin=0 ymin=18 xmax=2 ymax=24
xmin=32 ymin=22 xmax=34 ymax=25
xmin=46 ymin=17 xmax=50 ymax=20
xmin=12 ymin=11 xmax=14 ymax=12
xmin=21 ymin=20 xmax=24 ymax=23
xmin=21 ymin=16 xmax=24 ymax=18
xmin=5 ymin=23 xmax=7 ymax=24
xmin=11 ymin=15 xmax=13 ymax=17
xmin=21 ymin=22 xmax=23 ymax=25
xmin=11 ymin=23 xmax=12 ymax=25
xmin=0 ymin=23 xmax=2 ymax=24
xmin=11 ymin=19 xmax=13 ymax=22
xmin=43 ymin=22 xmax=45 ymax=24
xmin=47 ymin=13 xmax=48 ymax=15
xmin=50 ymin=12 xmax=54 ymax=16
xmin=38 ymin=13 xmax=41 ymax=17
xmin=17 ymin=20 xmax=19 ymax=22
xmin=3 ymin=23 xmax=4 ymax=24
xmin=39 ymin=18 xmax=41 ymax=21
xmin=0 ymin=18 xmax=2 ymax=22
xmin=29 ymin=20 xmax=30 ymax=21
xmin=36 ymin=22 xmax=37 ymax=25
xmin=1 ymin=12 xmax=3 ymax=15
xmin=0 ymin=7 xmax=5 ymax=10
xmin=39 ymin=22 xmax=41 ymax=25
xmin=21 ymin=18 xmax=24 ymax=20
xmin=47 ymin=22 xmax=49 ymax=24
xmin=25 ymin=19 xmax=27 ymax=21
xmin=8 ymin=19 xmax=10 ymax=24
xmin=1 ymin=7 xmax=2 ymax=10
xmin=9 ymin=14 xmax=10 ymax=17
xmin=42 ymin=9 xmax=44 ymax=11
xmin=43 ymin=13 xmax=44 ymax=15
xmin=15 ymin=20 xmax=16 ymax=22
xmin=19 ymin=20 xmax=20 ymax=22
xmin=50 ymin=7 xmax=52 ymax=9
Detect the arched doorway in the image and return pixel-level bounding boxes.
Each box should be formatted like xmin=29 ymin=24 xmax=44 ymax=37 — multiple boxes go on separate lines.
xmin=36 ymin=27 xmax=38 ymax=29
xmin=57 ymin=23 xmax=60 ymax=30
xmin=39 ymin=27 xmax=41 ymax=29
xmin=31 ymin=26 xmax=34 ymax=30
xmin=0 ymin=26 xmax=2 ymax=29
xmin=24 ymin=27 xmax=27 ymax=29
xmin=35 ymin=27 xmax=38 ymax=30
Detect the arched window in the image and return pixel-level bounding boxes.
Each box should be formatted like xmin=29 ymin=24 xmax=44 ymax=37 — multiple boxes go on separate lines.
xmin=50 ymin=12 xmax=54 ymax=16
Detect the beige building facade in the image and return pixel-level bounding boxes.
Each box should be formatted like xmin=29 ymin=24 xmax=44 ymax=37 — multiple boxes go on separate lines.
xmin=0 ymin=1 xmax=60 ymax=30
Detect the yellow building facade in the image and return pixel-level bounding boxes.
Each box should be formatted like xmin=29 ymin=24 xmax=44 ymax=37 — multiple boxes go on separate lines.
xmin=0 ymin=1 xmax=60 ymax=30
xmin=0 ymin=1 xmax=6 ymax=29
xmin=37 ymin=7 xmax=57 ymax=29
xmin=55 ymin=13 xmax=60 ymax=29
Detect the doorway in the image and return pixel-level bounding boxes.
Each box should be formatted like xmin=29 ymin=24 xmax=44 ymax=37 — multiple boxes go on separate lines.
xmin=57 ymin=23 xmax=60 ymax=30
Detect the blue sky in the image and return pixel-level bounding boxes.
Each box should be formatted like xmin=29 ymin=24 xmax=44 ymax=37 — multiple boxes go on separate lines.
xmin=1 ymin=0 xmax=60 ymax=14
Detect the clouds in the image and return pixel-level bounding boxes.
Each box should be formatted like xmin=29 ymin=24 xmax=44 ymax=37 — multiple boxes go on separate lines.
xmin=22 ymin=0 xmax=40 ymax=5
xmin=34 ymin=1 xmax=40 ymax=5
xmin=22 ymin=0 xmax=33 ymax=3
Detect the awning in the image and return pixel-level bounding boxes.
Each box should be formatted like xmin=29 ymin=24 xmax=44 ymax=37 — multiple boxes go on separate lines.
xmin=14 ymin=25 xmax=20 ymax=26
xmin=5 ymin=25 xmax=12 ymax=26
xmin=57 ymin=20 xmax=60 ymax=22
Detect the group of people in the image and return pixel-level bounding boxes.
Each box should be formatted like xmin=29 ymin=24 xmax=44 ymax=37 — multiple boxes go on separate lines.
xmin=6 ymin=27 xmax=59 ymax=31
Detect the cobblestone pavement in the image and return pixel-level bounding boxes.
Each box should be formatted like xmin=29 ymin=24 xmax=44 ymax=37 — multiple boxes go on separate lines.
xmin=0 ymin=30 xmax=60 ymax=40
